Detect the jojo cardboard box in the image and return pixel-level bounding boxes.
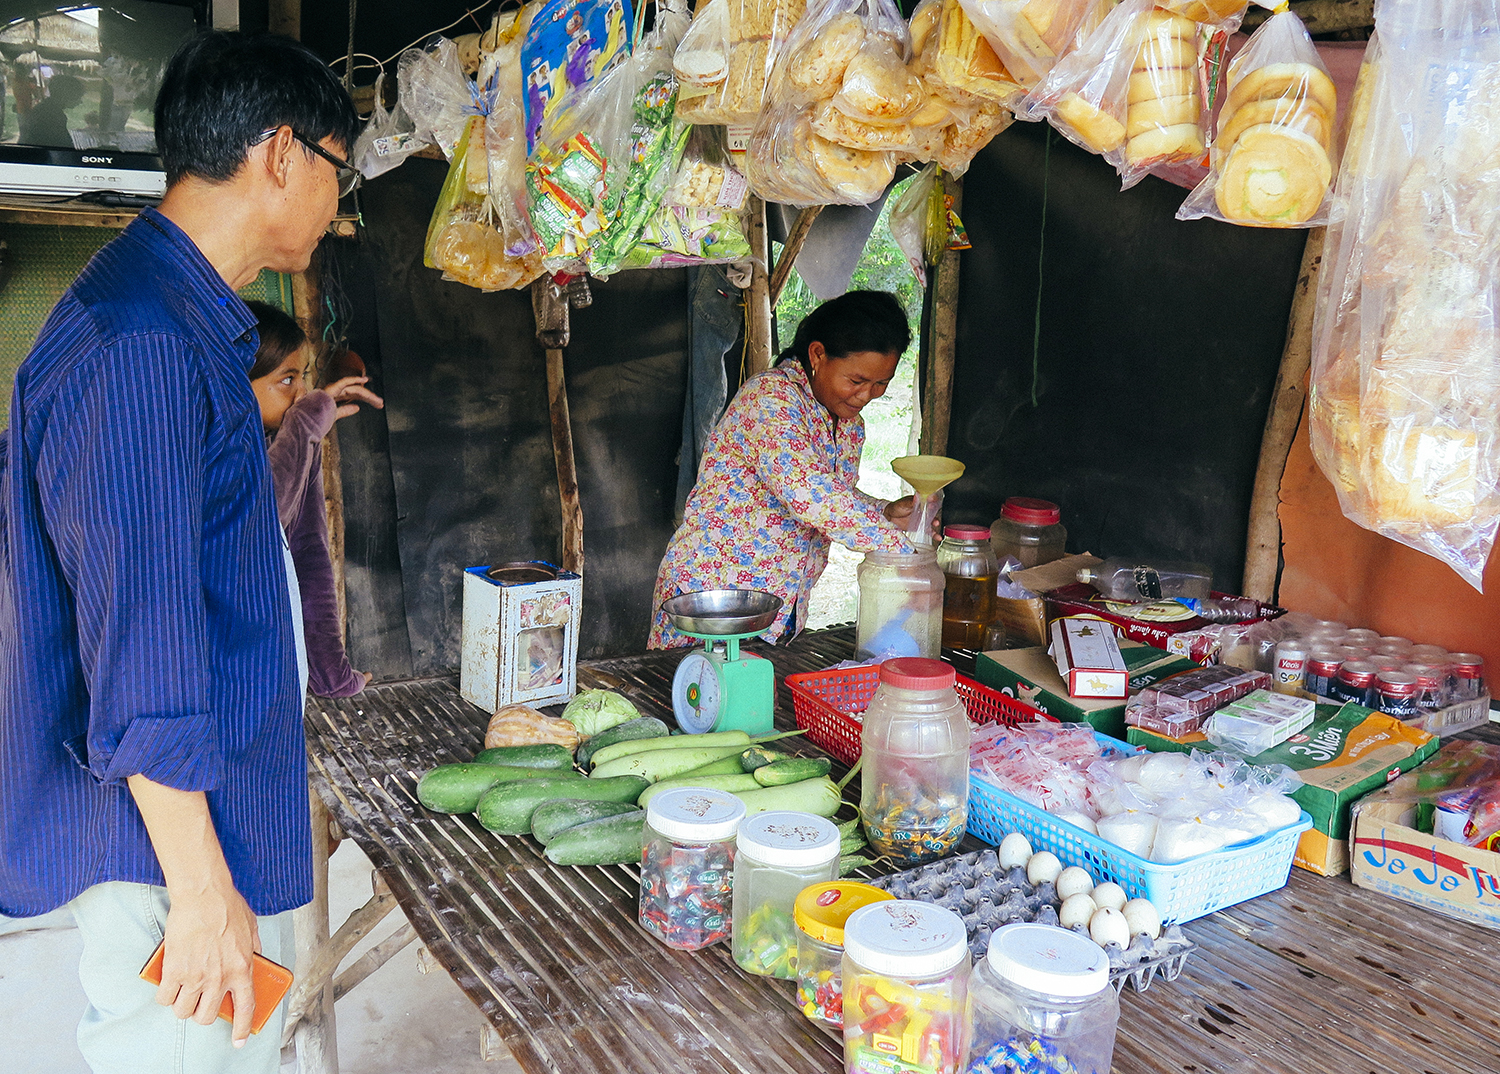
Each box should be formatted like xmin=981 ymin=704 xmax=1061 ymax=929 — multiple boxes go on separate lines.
xmin=1127 ymin=703 xmax=1438 ymax=875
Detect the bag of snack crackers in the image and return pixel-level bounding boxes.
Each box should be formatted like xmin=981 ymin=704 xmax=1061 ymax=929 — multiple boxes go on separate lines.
xmin=675 ymin=0 xmax=808 ymax=128
xmin=901 ymin=0 xmax=1019 ymax=174
xmin=1176 ymin=10 xmax=1337 ymax=227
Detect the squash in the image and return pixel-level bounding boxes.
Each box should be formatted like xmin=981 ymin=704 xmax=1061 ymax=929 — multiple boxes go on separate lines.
xmin=484 ymin=704 xmax=581 ymax=752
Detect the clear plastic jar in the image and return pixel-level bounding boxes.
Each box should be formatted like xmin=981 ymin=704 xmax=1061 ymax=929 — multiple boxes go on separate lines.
xmin=731 ymin=811 xmax=840 ymax=978
xmin=968 ymin=923 xmax=1119 ymax=1074
xmin=843 ymin=900 xmax=970 ymax=1074
xmin=936 ymin=525 xmax=999 ymax=650
xmin=795 ymin=881 xmax=895 ymax=1029
xmin=856 ymin=549 xmax=944 ymax=660
xmin=859 ymin=658 xmax=971 ymax=866
xmin=639 ymin=787 xmax=746 ymax=951
xmin=989 ymin=498 xmax=1067 ymax=569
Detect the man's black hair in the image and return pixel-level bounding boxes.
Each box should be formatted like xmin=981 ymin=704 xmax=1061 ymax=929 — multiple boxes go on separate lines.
xmin=155 ymin=32 xmax=359 ymax=186
xmin=776 ymin=290 xmax=913 ymax=373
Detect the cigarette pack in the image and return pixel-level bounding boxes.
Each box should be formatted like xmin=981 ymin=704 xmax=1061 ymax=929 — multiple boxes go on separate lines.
xmin=1049 ymin=617 xmax=1128 ymax=700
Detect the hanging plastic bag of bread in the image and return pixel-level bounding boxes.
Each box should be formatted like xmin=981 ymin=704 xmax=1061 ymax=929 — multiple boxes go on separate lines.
xmin=674 ymin=0 xmax=734 ymax=123
xmin=902 ymin=0 xmax=1019 ymax=174
xmin=954 ymin=0 xmax=1101 ymax=89
xmin=709 ymin=0 xmax=811 ymax=128
xmin=745 ymin=0 xmax=912 ymax=206
xmin=1156 ymin=0 xmax=1247 ymax=28
xmin=1309 ymin=5 xmax=1500 ymax=590
xmin=397 ymin=36 xmax=478 ymax=159
xmin=1175 ymin=10 xmax=1336 ymax=226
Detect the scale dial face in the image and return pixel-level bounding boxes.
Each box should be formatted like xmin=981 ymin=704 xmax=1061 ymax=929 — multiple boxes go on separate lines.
xmin=672 ymin=651 xmax=724 ymax=734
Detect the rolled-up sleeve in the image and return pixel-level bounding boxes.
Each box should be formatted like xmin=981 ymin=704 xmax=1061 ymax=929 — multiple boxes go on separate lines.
xmin=36 ymin=333 xmax=220 ymax=790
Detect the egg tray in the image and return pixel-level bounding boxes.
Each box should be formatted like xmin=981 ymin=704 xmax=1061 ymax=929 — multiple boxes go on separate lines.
xmin=868 ymin=848 xmax=1195 ymax=994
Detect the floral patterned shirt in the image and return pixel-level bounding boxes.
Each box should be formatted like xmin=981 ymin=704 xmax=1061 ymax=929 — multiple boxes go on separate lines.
xmin=649 ymin=361 xmax=912 ymax=648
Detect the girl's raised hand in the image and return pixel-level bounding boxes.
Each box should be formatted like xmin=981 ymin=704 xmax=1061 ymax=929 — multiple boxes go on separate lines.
xmin=323 ymin=375 xmax=385 ymax=420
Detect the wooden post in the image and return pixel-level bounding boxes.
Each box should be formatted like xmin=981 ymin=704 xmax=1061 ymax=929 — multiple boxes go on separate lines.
xmin=769 ymin=206 xmax=823 ymax=307
xmin=745 ymin=196 xmax=773 ymax=377
xmin=291 ymin=787 xmax=339 ymax=1074
xmin=1242 ymin=227 xmax=1326 ymax=603
xmin=268 ymin=0 xmax=301 ymax=38
xmin=546 ymin=347 xmax=585 ymax=575
xmin=921 ymin=174 xmax=963 ymax=457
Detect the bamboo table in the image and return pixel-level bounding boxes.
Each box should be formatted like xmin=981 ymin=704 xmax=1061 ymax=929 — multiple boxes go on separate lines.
xmin=298 ymin=628 xmax=1500 ymax=1073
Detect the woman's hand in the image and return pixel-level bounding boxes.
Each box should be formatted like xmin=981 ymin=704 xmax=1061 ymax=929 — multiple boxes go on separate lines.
xmin=323 ymin=376 xmax=385 ymax=420
xmin=884 ymin=495 xmax=941 ymax=540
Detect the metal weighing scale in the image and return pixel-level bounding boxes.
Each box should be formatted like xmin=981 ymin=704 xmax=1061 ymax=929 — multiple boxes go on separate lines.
xmin=662 ymin=589 xmax=784 ymax=736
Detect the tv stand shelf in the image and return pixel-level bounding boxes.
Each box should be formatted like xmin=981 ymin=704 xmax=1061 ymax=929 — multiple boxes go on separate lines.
xmin=0 ymin=196 xmax=359 ymax=236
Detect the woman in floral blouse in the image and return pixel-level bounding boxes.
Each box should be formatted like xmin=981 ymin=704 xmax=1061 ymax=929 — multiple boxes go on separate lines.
xmin=649 ymin=291 xmax=918 ymax=648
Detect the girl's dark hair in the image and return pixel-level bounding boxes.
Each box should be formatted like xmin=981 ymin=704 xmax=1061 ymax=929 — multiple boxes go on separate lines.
xmin=776 ymin=290 xmax=911 ymax=373
xmin=246 ymin=300 xmax=307 ymax=381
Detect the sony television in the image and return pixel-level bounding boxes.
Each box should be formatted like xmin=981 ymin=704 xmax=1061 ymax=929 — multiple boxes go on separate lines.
xmin=0 ymin=1 xmax=220 ymax=200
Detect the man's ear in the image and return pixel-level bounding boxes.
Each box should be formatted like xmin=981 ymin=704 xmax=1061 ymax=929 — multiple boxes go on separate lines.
xmin=255 ymin=126 xmax=297 ymax=189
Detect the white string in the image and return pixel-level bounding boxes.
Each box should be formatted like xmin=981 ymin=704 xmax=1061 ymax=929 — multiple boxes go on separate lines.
xmin=328 ymin=2 xmax=501 ymax=79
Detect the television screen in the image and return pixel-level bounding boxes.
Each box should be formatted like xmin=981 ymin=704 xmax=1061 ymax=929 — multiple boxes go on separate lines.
xmin=0 ymin=2 xmax=199 ymax=154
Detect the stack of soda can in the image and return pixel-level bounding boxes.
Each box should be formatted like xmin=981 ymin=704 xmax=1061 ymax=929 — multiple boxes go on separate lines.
xmin=1269 ymin=618 xmax=1486 ymax=719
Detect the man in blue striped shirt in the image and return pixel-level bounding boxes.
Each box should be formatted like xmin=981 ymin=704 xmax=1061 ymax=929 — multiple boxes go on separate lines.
xmin=0 ymin=33 xmax=358 ymax=1071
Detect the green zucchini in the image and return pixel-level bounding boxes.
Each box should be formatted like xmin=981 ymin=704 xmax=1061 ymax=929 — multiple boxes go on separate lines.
xmin=753 ymin=757 xmax=832 ymax=786
xmin=673 ymin=755 xmax=746 ymax=779
xmin=577 ymin=717 xmax=671 ymax=767
xmin=591 ymin=742 xmax=752 ymax=783
xmin=477 ymin=775 xmax=649 ymax=835
xmin=473 ymin=744 xmax=575 ymax=769
xmin=588 ymin=729 xmax=753 ymax=770
xmin=530 ymin=799 xmax=643 ymax=845
xmin=739 ymin=746 xmax=789 ymax=771
xmin=732 ymin=777 xmax=842 ymax=818
xmin=417 ymin=763 xmax=582 ymax=815
xmin=636 ymin=772 xmax=762 ymax=808
xmin=544 ymin=811 xmax=647 ymax=866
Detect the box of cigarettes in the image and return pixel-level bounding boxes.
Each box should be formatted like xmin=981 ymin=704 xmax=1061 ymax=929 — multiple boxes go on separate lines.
xmin=1049 ymin=617 xmax=1128 ymax=700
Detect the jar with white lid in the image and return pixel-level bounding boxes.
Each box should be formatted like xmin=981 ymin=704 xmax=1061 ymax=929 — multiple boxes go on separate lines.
xmin=639 ymin=787 xmax=746 ymax=951
xmin=859 ymin=658 xmax=971 ymax=866
xmin=968 ymin=923 xmax=1120 ymax=1074
xmin=731 ymin=811 xmax=840 ymax=978
xmin=856 ymin=549 xmax=944 ymax=661
xmin=842 ymin=900 xmax=971 ymax=1074
xmin=989 ymin=498 xmax=1067 ymax=570
xmin=795 ymin=881 xmax=896 ymax=1028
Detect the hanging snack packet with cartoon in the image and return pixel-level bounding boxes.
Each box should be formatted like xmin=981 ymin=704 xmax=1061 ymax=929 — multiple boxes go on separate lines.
xmin=520 ymin=0 xmax=634 ymax=154
xmin=1177 ymin=10 xmax=1337 ymax=226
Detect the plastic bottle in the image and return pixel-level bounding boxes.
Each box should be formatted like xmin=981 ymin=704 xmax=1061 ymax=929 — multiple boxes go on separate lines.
xmin=858 ymin=658 xmax=971 ymax=866
xmin=990 ymin=497 xmax=1067 ymax=569
xmin=855 ymin=550 xmax=944 ymax=660
xmin=1075 ymin=557 xmax=1212 ymax=602
xmin=936 ymin=524 xmax=999 ymax=649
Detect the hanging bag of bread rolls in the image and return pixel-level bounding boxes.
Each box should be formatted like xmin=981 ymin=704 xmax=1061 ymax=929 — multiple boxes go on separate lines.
xmin=954 ymin=0 xmax=1099 ymax=89
xmin=676 ymin=0 xmax=808 ymax=129
xmin=674 ymin=0 xmax=734 ymax=123
xmin=745 ymin=0 xmax=912 ymax=206
xmin=1176 ymin=10 xmax=1337 ymax=226
xmin=902 ymin=0 xmax=1018 ymax=175
xmin=1309 ymin=0 xmax=1500 ymax=589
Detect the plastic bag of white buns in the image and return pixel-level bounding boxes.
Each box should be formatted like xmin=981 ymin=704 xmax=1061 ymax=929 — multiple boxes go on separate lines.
xmin=1176 ymin=11 xmax=1336 ymax=226
xmin=954 ymin=0 xmax=1103 ymax=89
xmin=674 ymin=0 xmax=733 ymax=123
xmin=1310 ymin=3 xmax=1500 ymax=590
xmin=677 ymin=0 xmax=808 ymax=126
xmin=1027 ymin=0 xmax=1209 ymax=189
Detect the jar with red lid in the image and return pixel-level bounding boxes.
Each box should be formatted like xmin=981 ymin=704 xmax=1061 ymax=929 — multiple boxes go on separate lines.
xmin=858 ymin=658 xmax=971 ymax=867
xmin=989 ymin=498 xmax=1067 ymax=569
xmin=936 ymin=524 xmax=999 ymax=650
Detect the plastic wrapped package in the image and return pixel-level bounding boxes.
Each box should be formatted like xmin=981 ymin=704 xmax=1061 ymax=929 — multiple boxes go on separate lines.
xmin=1177 ymin=11 xmax=1336 ymax=226
xmin=677 ymin=0 xmax=807 ymax=125
xmin=397 ymin=36 xmax=478 ymax=160
xmin=352 ymin=72 xmax=420 ymax=179
xmin=674 ymin=0 xmax=734 ymax=122
xmin=664 ymin=125 xmax=749 ymax=211
xmin=1157 ymin=0 xmax=1247 ymax=26
xmin=1309 ymin=3 xmax=1500 ymax=589
xmin=889 ymin=162 xmax=943 ymax=286
xmin=622 ymin=121 xmax=752 ymax=269
xmin=955 ymin=0 xmax=1101 ymax=88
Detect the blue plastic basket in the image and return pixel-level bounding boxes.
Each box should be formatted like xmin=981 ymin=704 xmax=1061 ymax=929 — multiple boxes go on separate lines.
xmin=967 ymin=739 xmax=1313 ymax=924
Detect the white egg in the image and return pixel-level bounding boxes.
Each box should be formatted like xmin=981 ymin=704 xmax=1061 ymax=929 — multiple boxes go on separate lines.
xmin=1059 ymin=893 xmax=1097 ymax=930
xmin=998 ymin=832 xmax=1034 ymax=870
xmin=1095 ymin=812 xmax=1159 ymax=858
xmin=1089 ymin=907 xmax=1130 ymax=948
xmin=1027 ymin=850 xmax=1063 ymax=886
xmin=1135 ymin=752 xmax=1191 ymax=793
xmin=1055 ymin=866 xmax=1095 ymax=900
xmin=1121 ymin=898 xmax=1162 ymax=939
xmin=1054 ymin=810 xmax=1099 ymax=835
xmin=1091 ymin=882 xmax=1127 ymax=913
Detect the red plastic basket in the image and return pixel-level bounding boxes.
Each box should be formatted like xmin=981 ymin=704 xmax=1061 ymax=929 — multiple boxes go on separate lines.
xmin=787 ymin=664 xmax=1053 ymax=766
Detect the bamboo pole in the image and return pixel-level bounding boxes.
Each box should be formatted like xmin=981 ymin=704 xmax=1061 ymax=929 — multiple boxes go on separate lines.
xmin=920 ymin=174 xmax=963 ymax=457
xmin=546 ymin=347 xmax=585 ymax=575
xmin=745 ymin=197 xmax=773 ymax=377
xmin=1242 ymin=227 xmax=1326 ymax=603
xmin=769 ymin=206 xmax=823 ymax=307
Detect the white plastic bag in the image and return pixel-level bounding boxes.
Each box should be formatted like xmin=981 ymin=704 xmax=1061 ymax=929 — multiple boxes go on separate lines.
xmin=397 ymin=37 xmax=476 ymax=160
xmin=955 ymin=0 xmax=1099 ymax=88
xmin=1309 ymin=1 xmax=1500 ymax=589
xmin=352 ymin=72 xmax=420 ymax=179
xmin=889 ymin=162 xmax=940 ymax=286
xmin=1176 ymin=10 xmax=1337 ymax=226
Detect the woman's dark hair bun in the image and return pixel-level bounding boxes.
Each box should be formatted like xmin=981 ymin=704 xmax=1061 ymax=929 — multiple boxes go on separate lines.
xmin=777 ymin=290 xmax=911 ymax=370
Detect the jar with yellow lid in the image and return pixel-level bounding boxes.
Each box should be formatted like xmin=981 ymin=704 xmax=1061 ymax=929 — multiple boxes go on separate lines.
xmin=794 ymin=881 xmax=895 ymax=1028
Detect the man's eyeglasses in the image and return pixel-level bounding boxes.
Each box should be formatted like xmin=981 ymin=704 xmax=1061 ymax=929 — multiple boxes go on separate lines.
xmin=253 ymin=126 xmax=362 ymax=197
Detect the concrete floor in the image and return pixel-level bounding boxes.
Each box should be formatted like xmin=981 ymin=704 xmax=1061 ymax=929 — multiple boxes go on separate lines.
xmin=0 ymin=841 xmax=522 ymax=1074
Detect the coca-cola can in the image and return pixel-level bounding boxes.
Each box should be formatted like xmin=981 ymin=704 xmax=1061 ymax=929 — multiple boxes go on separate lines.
xmin=1273 ymin=640 xmax=1309 ymax=695
xmin=1449 ymin=653 xmax=1487 ymax=701
xmin=1304 ymin=650 xmax=1343 ymax=699
xmin=1375 ymin=670 xmax=1420 ymax=718
xmin=1331 ymin=659 xmax=1380 ymax=708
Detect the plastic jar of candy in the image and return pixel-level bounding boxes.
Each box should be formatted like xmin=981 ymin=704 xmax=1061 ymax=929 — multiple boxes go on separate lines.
xmin=795 ymin=882 xmax=895 ymax=1029
xmin=856 ymin=549 xmax=945 ymax=661
xmin=639 ymin=787 xmax=746 ymax=951
xmin=842 ymin=900 xmax=970 ymax=1074
xmin=731 ymin=811 xmax=840 ymax=978
xmin=859 ymin=658 xmax=971 ymax=867
xmin=989 ymin=498 xmax=1066 ymax=569
xmin=936 ymin=525 xmax=999 ymax=650
xmin=968 ymin=923 xmax=1119 ymax=1074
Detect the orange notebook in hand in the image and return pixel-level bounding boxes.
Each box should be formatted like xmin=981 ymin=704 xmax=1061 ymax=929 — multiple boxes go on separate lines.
xmin=139 ymin=941 xmax=294 ymax=1036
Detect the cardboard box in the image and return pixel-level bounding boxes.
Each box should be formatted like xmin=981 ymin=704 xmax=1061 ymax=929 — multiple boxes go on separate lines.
xmin=1044 ymin=582 xmax=1283 ymax=653
xmin=1127 ymin=703 xmax=1439 ymax=875
xmin=975 ymin=642 xmax=1199 ymax=739
xmin=994 ymin=554 xmax=1100 ymax=647
xmin=1049 ymin=617 xmax=1127 ymax=699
